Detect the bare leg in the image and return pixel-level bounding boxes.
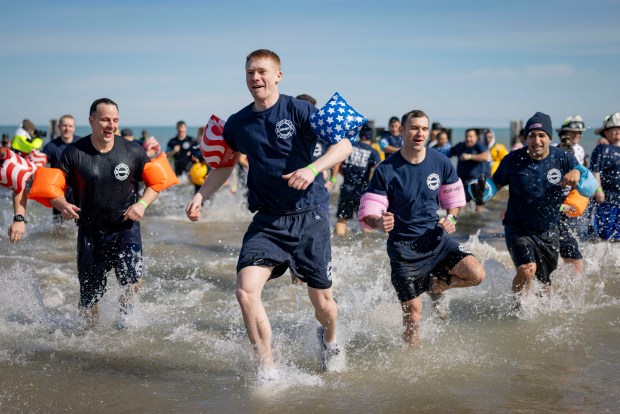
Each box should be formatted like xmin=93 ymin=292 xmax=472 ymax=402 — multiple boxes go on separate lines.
xmin=334 ymin=219 xmax=347 ymax=237
xmin=79 ymin=303 xmax=100 ymax=328
xmin=235 ymin=266 xmax=273 ymax=368
xmin=432 ymin=255 xmax=486 ymax=294
xmin=512 ymin=262 xmax=537 ymax=296
xmin=308 ymin=286 xmax=338 ymax=343
xmin=120 ymin=278 xmax=143 ymax=311
xmin=562 ymin=257 xmax=584 ymax=274
xmin=400 ymin=297 xmax=422 ymax=346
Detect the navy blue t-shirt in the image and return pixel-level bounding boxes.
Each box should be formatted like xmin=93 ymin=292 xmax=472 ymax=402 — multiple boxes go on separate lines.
xmin=493 ymin=146 xmax=578 ymax=232
xmin=42 ymin=135 xmax=81 ymax=168
xmin=341 ymin=141 xmax=381 ymax=193
xmin=59 ymin=135 xmax=150 ymax=232
xmin=367 ymin=148 xmax=459 ymax=241
xmin=590 ymin=144 xmax=620 ymax=205
xmin=449 ymin=141 xmax=491 ymax=181
xmin=223 ymin=94 xmax=328 ymax=212
xmin=379 ymin=132 xmax=403 ymax=151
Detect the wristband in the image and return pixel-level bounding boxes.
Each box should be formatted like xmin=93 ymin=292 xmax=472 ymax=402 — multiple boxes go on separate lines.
xmin=466 ymin=154 xmax=472 ymax=160
xmin=447 ymin=214 xmax=458 ymax=225
xmin=307 ymin=164 xmax=319 ymax=177
xmin=330 ymin=177 xmax=337 ymax=183
xmin=138 ymin=199 xmax=148 ymax=209
xmin=596 ymin=187 xmax=603 ymax=193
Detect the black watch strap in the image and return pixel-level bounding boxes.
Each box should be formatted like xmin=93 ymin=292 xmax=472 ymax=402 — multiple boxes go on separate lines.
xmin=13 ymin=214 xmax=27 ymax=223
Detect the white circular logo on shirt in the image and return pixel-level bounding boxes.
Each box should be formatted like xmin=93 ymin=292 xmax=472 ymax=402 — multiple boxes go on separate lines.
xmin=547 ymin=168 xmax=562 ymax=184
xmin=275 ymin=119 xmax=295 ymax=139
xmin=114 ymin=163 xmax=130 ymax=181
xmin=427 ymin=173 xmax=440 ymax=190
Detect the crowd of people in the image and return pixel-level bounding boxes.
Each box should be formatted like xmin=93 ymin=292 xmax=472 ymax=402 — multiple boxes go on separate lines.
xmin=2 ymin=48 xmax=619 ymax=382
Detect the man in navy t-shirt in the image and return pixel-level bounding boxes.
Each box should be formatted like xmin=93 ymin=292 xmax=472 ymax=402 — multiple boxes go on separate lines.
xmin=590 ymin=112 xmax=620 ymax=240
xmin=334 ymin=123 xmax=381 ymax=236
xmin=493 ymin=112 xmax=580 ymax=303
xmin=42 ymin=114 xmax=81 ymax=225
xmin=449 ymin=129 xmax=490 ymax=212
xmin=52 ymin=98 xmax=158 ymax=329
xmin=185 ymin=49 xmax=352 ymax=378
xmin=379 ymin=116 xmax=403 ymax=156
xmin=362 ymin=110 xmax=485 ymax=345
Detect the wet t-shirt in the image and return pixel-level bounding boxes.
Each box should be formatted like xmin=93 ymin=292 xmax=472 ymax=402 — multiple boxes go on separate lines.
xmin=223 ymin=94 xmax=328 ymax=212
xmin=366 ymin=149 xmax=459 ymax=241
xmin=166 ymin=135 xmax=197 ymax=175
xmin=59 ymin=135 xmax=150 ymax=232
xmin=341 ymin=141 xmax=381 ymax=193
xmin=493 ymin=146 xmax=578 ymax=232
xmin=590 ymin=144 xmax=620 ymax=204
xmin=449 ymin=141 xmax=491 ymax=181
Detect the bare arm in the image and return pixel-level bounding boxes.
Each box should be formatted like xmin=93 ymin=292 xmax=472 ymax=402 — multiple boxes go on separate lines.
xmin=123 ymin=186 xmax=160 ymax=221
xmin=186 ymin=166 xmax=235 ymax=221
xmin=8 ymin=188 xmax=28 ymax=243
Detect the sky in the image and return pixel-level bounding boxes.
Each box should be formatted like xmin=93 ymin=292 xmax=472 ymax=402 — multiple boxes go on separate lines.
xmin=1 ymin=0 xmax=618 ymax=130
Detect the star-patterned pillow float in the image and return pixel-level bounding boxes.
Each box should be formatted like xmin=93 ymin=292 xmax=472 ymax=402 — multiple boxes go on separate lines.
xmin=310 ymin=92 xmax=367 ymax=144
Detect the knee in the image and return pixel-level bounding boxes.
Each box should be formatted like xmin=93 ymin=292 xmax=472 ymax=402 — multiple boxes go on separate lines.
xmin=471 ymin=262 xmax=486 ymax=285
xmin=401 ymin=301 xmax=422 ymax=325
xmin=314 ymin=296 xmax=337 ymax=318
xmin=235 ymin=285 xmax=254 ymax=307
xmin=516 ymin=263 xmax=536 ymax=280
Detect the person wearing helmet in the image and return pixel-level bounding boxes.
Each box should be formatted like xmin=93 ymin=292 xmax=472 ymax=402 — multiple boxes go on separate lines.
xmin=556 ymin=115 xmax=587 ymax=166
xmin=590 ymin=112 xmax=620 ymax=240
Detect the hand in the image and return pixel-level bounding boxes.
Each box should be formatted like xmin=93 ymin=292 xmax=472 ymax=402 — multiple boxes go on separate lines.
xmin=123 ymin=202 xmax=146 ymax=221
xmin=185 ymin=194 xmax=203 ymax=222
xmin=560 ymin=169 xmax=580 ymax=187
xmin=595 ymin=190 xmax=605 ymax=204
xmin=173 ymin=144 xmax=181 ymax=154
xmin=282 ymin=167 xmax=315 ymax=190
xmin=59 ymin=203 xmax=80 ymax=220
xmin=8 ymin=221 xmax=25 ymax=243
xmin=324 ymin=180 xmax=335 ymax=192
xmin=439 ymin=217 xmax=456 ymax=234
xmin=370 ymin=212 xmax=394 ymax=233
xmin=459 ymin=153 xmax=472 ymax=161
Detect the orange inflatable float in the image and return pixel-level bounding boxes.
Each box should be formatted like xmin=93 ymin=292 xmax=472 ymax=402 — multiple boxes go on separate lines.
xmin=142 ymin=152 xmax=179 ymax=192
xmin=27 ymin=167 xmax=67 ymax=207
xmin=562 ymin=189 xmax=589 ymax=218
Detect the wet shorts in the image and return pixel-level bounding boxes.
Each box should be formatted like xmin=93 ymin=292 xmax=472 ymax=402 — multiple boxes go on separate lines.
xmin=557 ymin=213 xmax=583 ymax=260
xmin=77 ymin=221 xmax=143 ymax=308
xmin=237 ymin=205 xmax=332 ymax=289
xmin=336 ymin=188 xmax=363 ymax=220
xmin=504 ymin=222 xmax=559 ymax=285
xmin=387 ymin=226 xmax=473 ymax=302
xmin=593 ymin=203 xmax=620 ymax=240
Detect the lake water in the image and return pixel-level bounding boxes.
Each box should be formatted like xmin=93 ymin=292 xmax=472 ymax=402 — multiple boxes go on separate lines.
xmin=0 ymin=170 xmax=619 ymax=412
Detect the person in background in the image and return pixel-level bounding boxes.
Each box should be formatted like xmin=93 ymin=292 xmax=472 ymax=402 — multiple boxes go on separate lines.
xmin=166 ymin=121 xmax=197 ymax=177
xmin=143 ymin=136 xmax=161 ymax=159
xmin=511 ymin=128 xmax=526 ymax=151
xmin=333 ymin=123 xmax=381 ymax=236
xmin=433 ymin=130 xmax=452 ymax=157
xmin=121 ymin=128 xmax=134 ymax=142
xmin=138 ymin=129 xmax=149 ymax=146
xmin=556 ymin=115 xmax=586 ymax=166
xmin=42 ymin=114 xmax=81 ymax=227
xmin=427 ymin=122 xmax=444 ymax=148
xmin=379 ymin=116 xmax=403 ymax=156
xmin=483 ymin=129 xmax=508 ymax=175
xmin=590 ymin=112 xmax=620 ymax=240
xmin=449 ymin=129 xmax=490 ymax=212
xmin=2 ymin=134 xmax=10 ymax=148
xmin=51 ymin=98 xmax=159 ymax=330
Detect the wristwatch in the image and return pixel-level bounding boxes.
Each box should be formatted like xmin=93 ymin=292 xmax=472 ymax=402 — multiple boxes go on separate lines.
xmin=13 ymin=214 xmax=27 ymax=223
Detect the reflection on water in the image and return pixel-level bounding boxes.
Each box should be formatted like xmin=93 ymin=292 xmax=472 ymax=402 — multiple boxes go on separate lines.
xmin=0 ymin=183 xmax=619 ymax=413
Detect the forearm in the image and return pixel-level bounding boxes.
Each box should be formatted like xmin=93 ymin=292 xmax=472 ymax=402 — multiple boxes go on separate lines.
xmin=50 ymin=195 xmax=68 ymax=210
xmin=139 ymin=186 xmax=159 ymax=206
xmin=197 ymin=166 xmax=235 ymax=199
xmin=12 ymin=189 xmax=27 ymax=216
xmin=310 ymin=140 xmax=352 ymax=174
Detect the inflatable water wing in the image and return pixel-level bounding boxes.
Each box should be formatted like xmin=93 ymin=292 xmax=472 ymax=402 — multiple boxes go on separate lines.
xmin=310 ymin=92 xmax=367 ymax=144
xmin=199 ymin=115 xmax=239 ymax=168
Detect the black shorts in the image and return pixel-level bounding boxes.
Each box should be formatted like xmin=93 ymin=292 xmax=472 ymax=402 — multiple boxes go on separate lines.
xmin=557 ymin=213 xmax=583 ymax=260
xmin=336 ymin=188 xmax=363 ymax=220
xmin=77 ymin=222 xmax=143 ymax=308
xmin=387 ymin=226 xmax=473 ymax=302
xmin=504 ymin=222 xmax=559 ymax=285
xmin=237 ymin=205 xmax=332 ymax=289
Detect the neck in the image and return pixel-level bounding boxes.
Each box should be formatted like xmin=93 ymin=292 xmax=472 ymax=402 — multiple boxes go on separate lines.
xmin=253 ymin=92 xmax=280 ymax=112
xmin=401 ymin=145 xmax=426 ymax=164
xmin=91 ymin=135 xmax=114 ymax=153
xmin=60 ymin=135 xmax=73 ymax=144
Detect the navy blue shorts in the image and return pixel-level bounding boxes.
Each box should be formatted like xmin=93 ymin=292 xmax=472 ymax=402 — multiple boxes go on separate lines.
xmin=593 ymin=203 xmax=620 ymax=240
xmin=504 ymin=222 xmax=559 ymax=285
xmin=77 ymin=221 xmax=143 ymax=308
xmin=237 ymin=205 xmax=332 ymax=289
xmin=557 ymin=213 xmax=583 ymax=260
xmin=387 ymin=226 xmax=473 ymax=302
